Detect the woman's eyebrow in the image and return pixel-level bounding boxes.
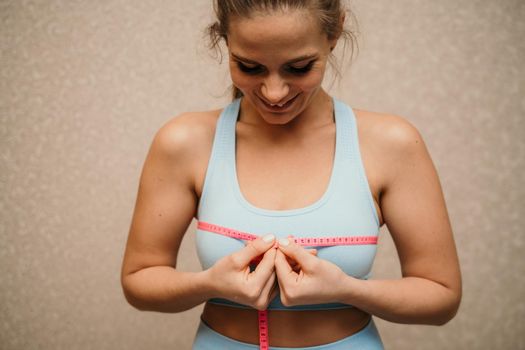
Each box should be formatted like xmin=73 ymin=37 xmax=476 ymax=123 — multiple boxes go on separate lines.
xmin=230 ymin=53 xmax=318 ymax=65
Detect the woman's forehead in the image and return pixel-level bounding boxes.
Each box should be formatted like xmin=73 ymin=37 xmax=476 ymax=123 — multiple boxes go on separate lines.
xmin=227 ymin=10 xmax=328 ymax=57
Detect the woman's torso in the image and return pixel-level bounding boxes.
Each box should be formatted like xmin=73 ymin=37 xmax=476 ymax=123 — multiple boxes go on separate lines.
xmin=179 ymin=98 xmax=389 ymax=347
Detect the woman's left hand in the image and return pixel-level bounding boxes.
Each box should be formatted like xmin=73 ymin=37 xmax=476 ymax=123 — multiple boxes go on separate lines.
xmin=274 ymin=236 xmax=348 ymax=306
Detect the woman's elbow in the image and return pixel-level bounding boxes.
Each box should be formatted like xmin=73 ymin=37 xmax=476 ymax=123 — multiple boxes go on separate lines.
xmin=121 ymin=273 xmax=149 ymax=311
xmin=122 ymin=288 xmax=147 ymax=311
xmin=433 ymin=287 xmax=462 ymax=325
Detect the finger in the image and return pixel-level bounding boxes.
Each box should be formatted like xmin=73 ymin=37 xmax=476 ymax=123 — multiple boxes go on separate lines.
xmin=277 ymin=237 xmax=316 ymax=272
xmin=287 ymin=249 xmax=315 ymax=263
xmin=252 ymin=245 xmax=277 ymax=285
xmin=258 ymin=271 xmax=276 ymax=305
xmin=233 ymin=234 xmax=276 ymax=268
xmin=274 ymin=248 xmax=297 ymax=283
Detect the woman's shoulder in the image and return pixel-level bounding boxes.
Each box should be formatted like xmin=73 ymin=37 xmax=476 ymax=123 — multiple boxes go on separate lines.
xmin=352 ymin=108 xmax=426 ymax=156
xmin=146 ymin=108 xmax=224 ymax=194
xmin=351 ymin=108 xmax=430 ymax=192
xmin=153 ymin=108 xmax=223 ymax=156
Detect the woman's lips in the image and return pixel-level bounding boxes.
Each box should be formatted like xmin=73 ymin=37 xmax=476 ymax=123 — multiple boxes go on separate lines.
xmin=259 ymin=94 xmax=299 ymax=112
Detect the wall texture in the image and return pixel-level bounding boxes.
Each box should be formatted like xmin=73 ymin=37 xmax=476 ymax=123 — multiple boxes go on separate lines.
xmin=1 ymin=1 xmax=524 ymax=349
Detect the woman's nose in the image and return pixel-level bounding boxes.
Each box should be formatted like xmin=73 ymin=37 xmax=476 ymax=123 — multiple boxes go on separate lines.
xmin=260 ymin=74 xmax=289 ymax=104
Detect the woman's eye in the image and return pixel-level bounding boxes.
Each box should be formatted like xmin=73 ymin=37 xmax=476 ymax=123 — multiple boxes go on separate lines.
xmin=235 ymin=60 xmax=316 ymax=75
xmin=237 ymin=62 xmax=264 ymax=74
xmin=286 ymin=61 xmax=315 ymax=75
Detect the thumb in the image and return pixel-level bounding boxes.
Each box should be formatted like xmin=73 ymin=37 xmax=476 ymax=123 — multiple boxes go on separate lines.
xmin=234 ymin=234 xmax=276 ymax=267
xmin=277 ymin=237 xmax=317 ymax=271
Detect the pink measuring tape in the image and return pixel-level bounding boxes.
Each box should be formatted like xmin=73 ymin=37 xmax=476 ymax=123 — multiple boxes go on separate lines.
xmin=197 ymin=221 xmax=378 ymax=350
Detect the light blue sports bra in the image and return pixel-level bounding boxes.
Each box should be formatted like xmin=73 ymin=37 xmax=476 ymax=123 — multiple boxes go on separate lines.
xmin=195 ymin=96 xmax=380 ymax=310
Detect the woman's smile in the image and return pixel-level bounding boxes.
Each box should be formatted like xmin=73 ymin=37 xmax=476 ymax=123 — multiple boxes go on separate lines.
xmin=258 ymin=93 xmax=301 ymax=113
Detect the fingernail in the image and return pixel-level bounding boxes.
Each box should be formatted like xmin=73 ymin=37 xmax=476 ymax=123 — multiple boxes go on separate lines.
xmin=263 ymin=234 xmax=275 ymax=243
xmin=278 ymin=238 xmax=289 ymax=246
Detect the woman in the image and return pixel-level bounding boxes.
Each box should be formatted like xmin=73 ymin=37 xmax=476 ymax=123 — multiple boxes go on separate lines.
xmin=120 ymin=1 xmax=462 ymax=349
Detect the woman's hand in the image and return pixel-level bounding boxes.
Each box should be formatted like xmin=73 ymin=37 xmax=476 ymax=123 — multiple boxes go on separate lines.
xmin=287 ymin=248 xmax=318 ymax=272
xmin=207 ymin=234 xmax=278 ymax=310
xmin=274 ymin=237 xmax=347 ymax=307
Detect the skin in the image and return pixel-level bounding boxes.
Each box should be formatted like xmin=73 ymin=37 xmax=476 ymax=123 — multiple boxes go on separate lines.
xmin=120 ymin=8 xmax=462 ymax=347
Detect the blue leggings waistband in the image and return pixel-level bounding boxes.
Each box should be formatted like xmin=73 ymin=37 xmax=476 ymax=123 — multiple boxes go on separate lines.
xmin=192 ymin=316 xmax=384 ymax=349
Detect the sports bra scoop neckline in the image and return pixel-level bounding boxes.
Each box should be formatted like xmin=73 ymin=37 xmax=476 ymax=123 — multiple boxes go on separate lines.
xmin=230 ymin=97 xmax=342 ymax=216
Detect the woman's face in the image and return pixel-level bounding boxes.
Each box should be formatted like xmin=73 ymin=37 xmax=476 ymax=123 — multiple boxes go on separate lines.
xmin=226 ymin=9 xmax=336 ymax=125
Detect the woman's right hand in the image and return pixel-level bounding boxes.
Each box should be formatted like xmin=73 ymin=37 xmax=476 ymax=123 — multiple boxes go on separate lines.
xmin=206 ymin=234 xmax=278 ymax=310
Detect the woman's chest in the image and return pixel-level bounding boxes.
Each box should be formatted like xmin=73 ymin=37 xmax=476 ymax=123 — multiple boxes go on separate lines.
xmin=235 ymin=132 xmax=336 ymax=211
xmin=234 ymin=152 xmax=383 ymax=227
xmin=193 ymin=118 xmax=384 ymax=226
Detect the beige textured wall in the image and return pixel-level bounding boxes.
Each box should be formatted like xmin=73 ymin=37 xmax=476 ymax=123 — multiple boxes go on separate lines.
xmin=1 ymin=1 xmax=524 ymax=349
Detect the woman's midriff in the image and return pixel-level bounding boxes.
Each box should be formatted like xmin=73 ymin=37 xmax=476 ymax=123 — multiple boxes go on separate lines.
xmin=201 ymin=302 xmax=371 ymax=347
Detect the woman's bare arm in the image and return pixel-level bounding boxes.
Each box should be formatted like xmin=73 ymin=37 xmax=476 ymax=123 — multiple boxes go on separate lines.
xmin=120 ymin=114 xmax=215 ymax=313
xmin=339 ymin=115 xmax=462 ymax=325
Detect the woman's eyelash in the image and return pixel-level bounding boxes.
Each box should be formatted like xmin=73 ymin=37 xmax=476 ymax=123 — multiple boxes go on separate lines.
xmin=236 ymin=62 xmax=264 ymax=74
xmin=236 ymin=60 xmax=316 ymax=75
xmin=286 ymin=61 xmax=315 ymax=74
